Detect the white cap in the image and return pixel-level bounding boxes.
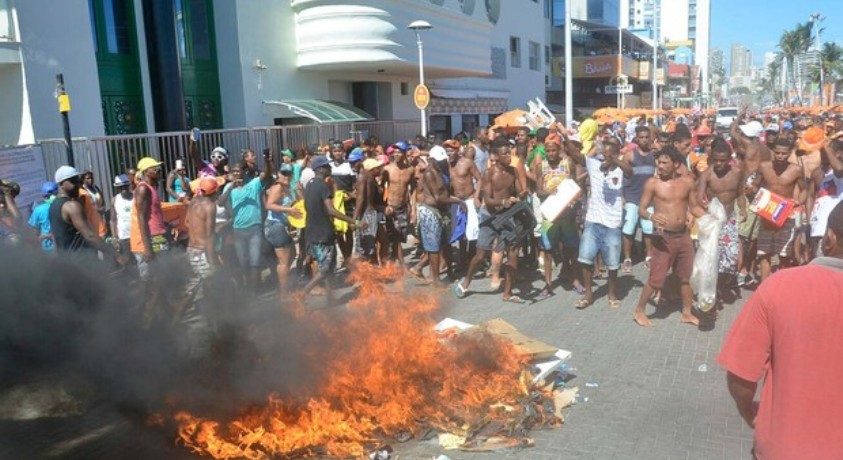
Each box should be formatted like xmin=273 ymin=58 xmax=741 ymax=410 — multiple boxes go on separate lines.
xmin=765 ymin=123 xmax=780 ymax=132
xmin=54 ymin=165 xmax=80 ymax=184
xmin=211 ymin=146 xmax=228 ymax=157
xmin=739 ymin=121 xmax=764 ymax=138
xmin=429 ymin=146 xmax=448 ymax=162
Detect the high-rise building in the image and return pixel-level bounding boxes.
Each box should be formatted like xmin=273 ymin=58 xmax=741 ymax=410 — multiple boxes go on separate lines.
xmin=621 ymin=0 xmax=710 ymax=95
xmin=709 ymin=48 xmax=725 ymax=90
xmin=553 ymin=0 xmax=621 ymax=27
xmin=730 ymin=43 xmax=753 ymax=77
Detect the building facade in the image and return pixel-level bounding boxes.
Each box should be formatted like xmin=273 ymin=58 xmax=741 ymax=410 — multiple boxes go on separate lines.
xmin=0 ymin=0 xmax=548 ymax=146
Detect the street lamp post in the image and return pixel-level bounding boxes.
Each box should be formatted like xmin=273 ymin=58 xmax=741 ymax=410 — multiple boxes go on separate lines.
xmin=564 ymin=0 xmax=573 ymax=129
xmin=408 ymin=20 xmax=432 ymax=137
xmin=809 ymin=12 xmax=825 ymax=105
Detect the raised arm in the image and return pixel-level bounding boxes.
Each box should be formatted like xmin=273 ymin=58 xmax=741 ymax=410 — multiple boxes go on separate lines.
xmin=188 ymin=136 xmax=205 ymax=171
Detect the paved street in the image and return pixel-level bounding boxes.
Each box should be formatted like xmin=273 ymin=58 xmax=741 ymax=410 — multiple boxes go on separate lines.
xmin=394 ymin=261 xmax=755 ymax=460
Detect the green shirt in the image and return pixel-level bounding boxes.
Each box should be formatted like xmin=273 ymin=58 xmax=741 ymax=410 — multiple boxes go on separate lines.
xmin=527 ymin=145 xmax=546 ymax=167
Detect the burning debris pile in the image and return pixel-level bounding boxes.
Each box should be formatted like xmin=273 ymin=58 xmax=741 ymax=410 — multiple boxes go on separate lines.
xmin=173 ymin=264 xmax=570 ymax=459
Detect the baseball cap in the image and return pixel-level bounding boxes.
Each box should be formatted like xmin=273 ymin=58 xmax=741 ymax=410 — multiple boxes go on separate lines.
xmin=211 ymin=146 xmax=228 ymax=157
xmin=377 ymin=154 xmax=390 ymax=166
xmin=279 ymin=163 xmax=294 ymax=174
xmin=363 ymin=158 xmax=384 ymax=171
xmin=783 ymin=121 xmax=794 ymax=130
xmin=696 ymin=125 xmax=712 ymax=136
xmin=765 ymin=123 xmax=780 ymax=133
xmin=54 ymin=165 xmax=80 ymax=184
xmin=280 ymin=149 xmax=295 ymax=159
xmin=310 ymin=155 xmax=331 ymax=170
xmin=113 ymin=174 xmax=130 ymax=187
xmin=738 ymin=121 xmax=764 ymax=138
xmin=430 ymin=146 xmax=448 ymax=162
xmin=442 ymin=139 xmax=461 ymax=149
xmin=393 ymin=141 xmax=409 ymax=152
xmin=137 ymin=157 xmax=163 ymax=172
xmin=41 ymin=181 xmax=58 ymax=195
xmin=198 ymin=177 xmax=221 ymax=195
xmin=348 ymin=147 xmax=365 ymax=163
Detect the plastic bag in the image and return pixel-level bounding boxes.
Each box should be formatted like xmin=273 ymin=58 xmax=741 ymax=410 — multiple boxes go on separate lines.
xmin=690 ymin=198 xmax=726 ymax=311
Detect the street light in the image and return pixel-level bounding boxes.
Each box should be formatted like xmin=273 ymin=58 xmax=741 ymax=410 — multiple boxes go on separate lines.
xmin=408 ymin=20 xmax=432 ymax=137
xmin=809 ymin=12 xmax=825 ymax=105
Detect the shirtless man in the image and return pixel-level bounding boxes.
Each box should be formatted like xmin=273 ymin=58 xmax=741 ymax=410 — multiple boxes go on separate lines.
xmin=416 ymin=146 xmax=461 ymax=287
xmin=184 ymin=177 xmax=219 ymax=317
xmin=730 ymin=118 xmax=772 ymax=181
xmin=753 ymin=137 xmax=804 ymax=282
xmin=382 ymin=145 xmax=416 ymax=265
xmin=697 ymin=138 xmax=746 ymax=302
xmin=446 ymin=139 xmax=481 ymax=271
xmin=633 ymin=147 xmax=708 ymax=328
xmin=353 ymin=158 xmax=385 ymax=264
xmin=454 ymin=140 xmax=526 ymax=303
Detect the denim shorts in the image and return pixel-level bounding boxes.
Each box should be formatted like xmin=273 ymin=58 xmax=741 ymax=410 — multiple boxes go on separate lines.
xmin=233 ymin=225 xmax=264 ymax=268
xmin=622 ymin=203 xmax=654 ymax=236
xmin=264 ymin=220 xmax=293 ymax=249
xmin=577 ymin=221 xmax=622 ymax=271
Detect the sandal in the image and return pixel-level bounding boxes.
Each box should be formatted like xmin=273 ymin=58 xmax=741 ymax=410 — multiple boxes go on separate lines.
xmin=452 ymin=279 xmax=467 ymax=299
xmin=572 ymin=283 xmax=586 ymax=296
xmin=622 ymin=258 xmax=633 ymax=273
xmin=535 ymin=288 xmax=552 ymax=301
xmin=502 ymin=295 xmax=525 ymax=304
xmin=490 ymin=279 xmax=502 ymax=291
xmin=576 ymin=296 xmax=592 ymax=309
xmin=408 ymin=269 xmax=426 ymax=282
xmin=608 ymin=298 xmax=621 ymax=309
xmin=644 ymin=256 xmax=652 ymax=270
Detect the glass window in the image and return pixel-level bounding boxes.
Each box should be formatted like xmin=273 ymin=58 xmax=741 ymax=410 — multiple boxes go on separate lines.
xmin=189 ymin=0 xmax=211 ymax=60
xmin=510 ymin=36 xmax=521 ymax=68
xmin=529 ymin=41 xmax=540 ymax=71
xmin=88 ymin=0 xmax=96 ymax=51
xmin=103 ymin=0 xmax=131 ymax=54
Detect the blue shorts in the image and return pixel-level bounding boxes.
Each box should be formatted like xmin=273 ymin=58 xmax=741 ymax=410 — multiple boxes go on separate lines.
xmin=539 ymin=211 xmax=580 ymax=251
xmin=307 ymin=242 xmax=336 ymax=275
xmin=264 ymin=220 xmax=293 ymax=248
xmin=622 ymin=203 xmax=654 ymax=236
xmin=577 ymin=221 xmax=622 ymax=271
xmin=418 ymin=205 xmax=444 ymax=253
xmin=233 ymin=225 xmax=264 ymax=268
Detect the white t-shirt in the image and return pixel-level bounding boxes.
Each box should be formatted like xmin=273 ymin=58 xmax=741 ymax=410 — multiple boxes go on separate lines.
xmin=112 ymin=193 xmax=134 ymax=240
xmin=811 ymin=170 xmax=843 ymax=237
xmin=584 ymin=156 xmax=624 ymax=228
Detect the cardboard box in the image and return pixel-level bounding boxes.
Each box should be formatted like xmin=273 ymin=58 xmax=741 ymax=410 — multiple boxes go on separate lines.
xmin=476 ymin=318 xmax=560 ymax=361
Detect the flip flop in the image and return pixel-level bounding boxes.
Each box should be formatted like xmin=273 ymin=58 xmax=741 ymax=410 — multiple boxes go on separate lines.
xmin=576 ymin=296 xmax=592 ymax=309
xmin=608 ymin=298 xmax=621 ymax=309
xmin=452 ymin=279 xmax=467 ymax=299
xmin=573 ymin=284 xmax=586 ymax=295
xmin=535 ymin=289 xmax=552 ymax=301
xmin=502 ymin=295 xmax=525 ymax=304
xmin=490 ymin=279 xmax=502 ymax=291
xmin=408 ymin=269 xmax=426 ymax=282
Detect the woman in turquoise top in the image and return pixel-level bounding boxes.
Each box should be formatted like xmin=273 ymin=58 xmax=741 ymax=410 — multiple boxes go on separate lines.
xmin=264 ymin=163 xmax=302 ymax=299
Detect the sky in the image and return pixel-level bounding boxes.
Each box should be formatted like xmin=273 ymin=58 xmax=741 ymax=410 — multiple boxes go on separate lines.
xmin=711 ymin=0 xmax=842 ymax=68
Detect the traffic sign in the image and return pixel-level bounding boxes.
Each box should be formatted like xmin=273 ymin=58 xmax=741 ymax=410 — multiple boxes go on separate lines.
xmin=604 ymin=84 xmax=633 ymax=95
xmin=414 ymin=84 xmax=430 ymax=110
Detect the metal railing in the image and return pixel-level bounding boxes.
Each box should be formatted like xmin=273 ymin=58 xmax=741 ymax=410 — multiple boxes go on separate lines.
xmin=39 ymin=120 xmax=420 ymax=205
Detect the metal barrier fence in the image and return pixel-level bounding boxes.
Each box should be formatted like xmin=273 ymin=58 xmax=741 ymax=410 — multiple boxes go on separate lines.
xmin=40 ymin=120 xmax=420 ymax=205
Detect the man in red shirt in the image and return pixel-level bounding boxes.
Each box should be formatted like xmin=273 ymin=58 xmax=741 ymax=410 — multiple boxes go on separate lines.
xmin=718 ymin=200 xmax=843 ymax=459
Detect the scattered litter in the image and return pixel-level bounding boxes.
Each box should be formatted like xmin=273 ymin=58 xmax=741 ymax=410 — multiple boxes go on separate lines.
xmin=438 ymin=433 xmax=466 ymax=450
xmin=585 ymin=380 xmax=599 ymax=388
xmin=698 ymin=364 xmax=708 ymax=372
xmin=553 ymin=387 xmax=579 ymax=421
xmin=583 ymin=397 xmax=589 ymax=402
xmin=432 ymin=456 xmax=452 ymax=460
xmin=368 ymin=445 xmax=393 ymax=460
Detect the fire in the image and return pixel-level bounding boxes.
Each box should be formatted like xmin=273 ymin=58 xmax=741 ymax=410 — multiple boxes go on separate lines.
xmin=174 ymin=263 xmax=556 ymax=459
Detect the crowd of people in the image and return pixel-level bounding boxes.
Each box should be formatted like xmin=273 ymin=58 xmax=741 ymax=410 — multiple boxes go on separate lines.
xmin=1 ymin=110 xmax=842 ymax=329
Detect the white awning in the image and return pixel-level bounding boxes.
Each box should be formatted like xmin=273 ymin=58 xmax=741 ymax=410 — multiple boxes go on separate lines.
xmin=429 ymin=88 xmax=511 ymax=100
xmin=263 ymin=100 xmax=375 ymax=123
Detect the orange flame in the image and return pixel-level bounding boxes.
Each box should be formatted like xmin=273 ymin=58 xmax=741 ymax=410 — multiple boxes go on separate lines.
xmin=174 ymin=263 xmax=540 ymax=459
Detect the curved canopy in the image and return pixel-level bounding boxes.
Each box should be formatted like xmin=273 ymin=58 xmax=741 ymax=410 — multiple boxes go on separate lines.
xmin=263 ymin=100 xmax=375 ymax=123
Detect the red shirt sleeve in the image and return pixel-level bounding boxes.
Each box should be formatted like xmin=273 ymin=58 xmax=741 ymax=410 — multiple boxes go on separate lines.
xmin=717 ymin=285 xmax=772 ymax=382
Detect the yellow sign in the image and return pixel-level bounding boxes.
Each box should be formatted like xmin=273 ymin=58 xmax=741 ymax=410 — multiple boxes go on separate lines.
xmin=414 ymin=84 xmax=430 ymax=110
xmin=58 ymin=94 xmax=71 ymax=113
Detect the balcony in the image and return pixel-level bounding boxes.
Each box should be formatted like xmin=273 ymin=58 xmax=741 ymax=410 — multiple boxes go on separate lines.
xmin=291 ymin=0 xmax=493 ymax=78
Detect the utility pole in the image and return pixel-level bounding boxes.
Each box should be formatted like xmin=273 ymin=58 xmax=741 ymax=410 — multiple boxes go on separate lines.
xmin=56 ymin=74 xmax=74 ymax=167
xmin=564 ymin=0 xmax=573 ymax=129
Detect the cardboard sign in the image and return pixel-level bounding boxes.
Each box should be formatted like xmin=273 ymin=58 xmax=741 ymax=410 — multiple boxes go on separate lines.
xmin=750 ymin=187 xmax=796 ymax=227
xmin=539 ymin=179 xmax=582 ymax=222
